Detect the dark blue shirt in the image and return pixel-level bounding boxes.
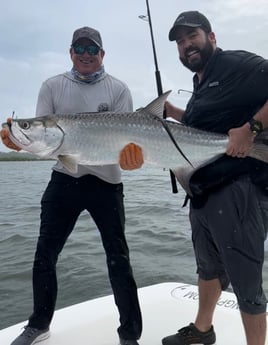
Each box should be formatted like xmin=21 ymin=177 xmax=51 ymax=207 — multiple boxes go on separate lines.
xmin=182 ymin=48 xmax=268 ymax=133
xmin=182 ymin=48 xmax=268 ymax=197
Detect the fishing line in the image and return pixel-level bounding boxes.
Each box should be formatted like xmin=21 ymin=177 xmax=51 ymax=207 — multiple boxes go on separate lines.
xmin=152 ymin=114 xmax=194 ymax=168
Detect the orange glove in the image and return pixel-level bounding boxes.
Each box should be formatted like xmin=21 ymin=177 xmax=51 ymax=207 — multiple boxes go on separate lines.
xmin=0 ymin=119 xmax=21 ymax=151
xmin=119 ymin=143 xmax=144 ymax=170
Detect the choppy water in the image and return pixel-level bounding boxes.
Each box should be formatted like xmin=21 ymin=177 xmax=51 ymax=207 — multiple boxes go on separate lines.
xmin=0 ymin=161 xmax=267 ymax=330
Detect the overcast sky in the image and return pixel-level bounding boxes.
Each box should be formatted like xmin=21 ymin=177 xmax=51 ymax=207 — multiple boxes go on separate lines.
xmin=1 ymin=0 xmax=268 ymax=152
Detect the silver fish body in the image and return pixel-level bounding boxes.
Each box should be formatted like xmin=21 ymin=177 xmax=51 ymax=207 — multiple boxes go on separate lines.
xmin=38 ymin=112 xmax=228 ymax=167
xmin=3 ymin=92 xmax=228 ymax=167
xmin=3 ymin=91 xmax=268 ymax=194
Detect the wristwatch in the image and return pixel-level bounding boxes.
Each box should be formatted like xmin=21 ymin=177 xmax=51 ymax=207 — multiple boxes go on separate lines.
xmin=248 ymin=118 xmax=263 ymax=135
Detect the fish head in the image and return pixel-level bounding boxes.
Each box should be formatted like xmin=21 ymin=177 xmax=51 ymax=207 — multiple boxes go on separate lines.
xmin=2 ymin=116 xmax=64 ymax=157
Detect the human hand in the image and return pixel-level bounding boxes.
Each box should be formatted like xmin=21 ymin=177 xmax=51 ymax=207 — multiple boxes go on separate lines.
xmin=226 ymin=123 xmax=255 ymax=158
xmin=119 ymin=143 xmax=144 ymax=170
xmin=0 ymin=118 xmax=21 ymax=151
xmin=164 ymin=101 xmax=184 ymax=122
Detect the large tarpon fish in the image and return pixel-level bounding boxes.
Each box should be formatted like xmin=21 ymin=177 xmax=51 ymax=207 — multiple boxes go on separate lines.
xmin=2 ymin=91 xmax=268 ymax=195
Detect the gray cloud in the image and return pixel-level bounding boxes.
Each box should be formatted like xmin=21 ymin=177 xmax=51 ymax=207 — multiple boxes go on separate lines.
xmin=1 ymin=0 xmax=268 ymax=151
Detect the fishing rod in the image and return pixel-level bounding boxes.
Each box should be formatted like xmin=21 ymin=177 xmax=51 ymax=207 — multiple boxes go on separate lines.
xmin=140 ymin=0 xmax=178 ymax=193
xmin=140 ymin=0 xmax=163 ymax=98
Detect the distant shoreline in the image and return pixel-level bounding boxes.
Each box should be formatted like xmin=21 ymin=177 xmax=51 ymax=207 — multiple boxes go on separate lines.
xmin=0 ymin=151 xmax=52 ymax=161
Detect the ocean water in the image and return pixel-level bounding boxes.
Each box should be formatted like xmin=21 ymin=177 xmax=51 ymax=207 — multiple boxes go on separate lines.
xmin=0 ymin=161 xmax=267 ymax=330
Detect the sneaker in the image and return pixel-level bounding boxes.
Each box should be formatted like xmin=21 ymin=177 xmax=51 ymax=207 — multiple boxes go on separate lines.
xmin=119 ymin=338 xmax=139 ymax=345
xmin=162 ymin=323 xmax=216 ymax=345
xmin=10 ymin=326 xmax=50 ymax=345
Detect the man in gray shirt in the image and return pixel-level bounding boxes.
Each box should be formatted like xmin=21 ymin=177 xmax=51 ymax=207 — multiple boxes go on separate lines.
xmin=1 ymin=26 xmax=142 ymax=345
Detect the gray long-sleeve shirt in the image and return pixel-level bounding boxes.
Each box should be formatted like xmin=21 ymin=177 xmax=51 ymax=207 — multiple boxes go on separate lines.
xmin=36 ymin=71 xmax=133 ymax=183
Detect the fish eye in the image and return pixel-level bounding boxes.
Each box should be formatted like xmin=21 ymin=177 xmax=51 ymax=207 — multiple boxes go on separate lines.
xmin=19 ymin=121 xmax=31 ymax=130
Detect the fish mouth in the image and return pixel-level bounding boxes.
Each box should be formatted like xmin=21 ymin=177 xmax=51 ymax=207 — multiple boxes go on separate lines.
xmin=7 ymin=122 xmax=32 ymax=147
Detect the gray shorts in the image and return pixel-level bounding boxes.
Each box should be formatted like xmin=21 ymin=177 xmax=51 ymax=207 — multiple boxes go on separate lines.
xmin=190 ymin=176 xmax=267 ymax=314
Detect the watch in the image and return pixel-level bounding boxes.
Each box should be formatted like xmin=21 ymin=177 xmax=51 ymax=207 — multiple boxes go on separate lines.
xmin=248 ymin=118 xmax=263 ymax=135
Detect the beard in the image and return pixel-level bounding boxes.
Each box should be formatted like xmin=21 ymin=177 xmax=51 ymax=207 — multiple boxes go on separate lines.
xmin=180 ymin=38 xmax=214 ymax=73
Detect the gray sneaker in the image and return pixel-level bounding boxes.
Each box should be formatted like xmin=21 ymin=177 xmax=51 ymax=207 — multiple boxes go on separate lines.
xmin=11 ymin=326 xmax=50 ymax=345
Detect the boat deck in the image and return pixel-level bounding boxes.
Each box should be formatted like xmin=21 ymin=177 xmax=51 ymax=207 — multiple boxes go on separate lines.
xmin=0 ymin=282 xmax=267 ymax=344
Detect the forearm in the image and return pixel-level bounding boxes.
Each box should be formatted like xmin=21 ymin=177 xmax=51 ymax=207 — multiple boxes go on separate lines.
xmin=226 ymin=100 xmax=268 ymax=157
xmin=237 ymin=100 xmax=268 ymax=134
xmin=251 ymin=99 xmax=268 ymax=129
xmin=165 ymin=101 xmax=185 ymax=121
xmin=172 ymin=108 xmax=185 ymax=122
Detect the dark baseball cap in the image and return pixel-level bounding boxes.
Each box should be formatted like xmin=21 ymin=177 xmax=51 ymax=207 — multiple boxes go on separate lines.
xmin=71 ymin=26 xmax=103 ymax=48
xmin=169 ymin=11 xmax=212 ymax=41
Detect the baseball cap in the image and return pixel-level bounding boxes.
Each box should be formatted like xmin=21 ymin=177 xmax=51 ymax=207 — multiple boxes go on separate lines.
xmin=71 ymin=26 xmax=103 ymax=48
xmin=169 ymin=11 xmax=212 ymax=41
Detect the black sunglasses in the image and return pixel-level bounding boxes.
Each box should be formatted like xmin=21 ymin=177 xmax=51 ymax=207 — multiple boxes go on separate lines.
xmin=72 ymin=45 xmax=101 ymax=55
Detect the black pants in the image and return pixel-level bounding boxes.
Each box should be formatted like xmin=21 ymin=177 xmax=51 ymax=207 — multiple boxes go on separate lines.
xmin=28 ymin=171 xmax=142 ymax=340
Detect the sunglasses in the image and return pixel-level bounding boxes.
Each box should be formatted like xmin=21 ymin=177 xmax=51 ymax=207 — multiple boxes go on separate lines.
xmin=72 ymin=45 xmax=101 ymax=55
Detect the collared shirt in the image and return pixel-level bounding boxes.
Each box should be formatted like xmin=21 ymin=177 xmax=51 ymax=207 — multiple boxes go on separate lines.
xmin=182 ymin=48 xmax=268 ymax=134
xmin=181 ymin=48 xmax=268 ymax=196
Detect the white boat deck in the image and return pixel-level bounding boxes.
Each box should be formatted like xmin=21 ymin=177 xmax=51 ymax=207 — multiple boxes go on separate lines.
xmin=0 ymin=282 xmax=267 ymax=345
